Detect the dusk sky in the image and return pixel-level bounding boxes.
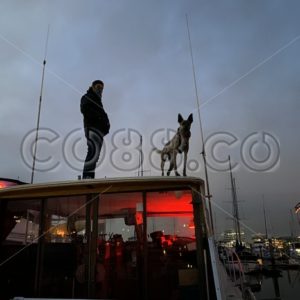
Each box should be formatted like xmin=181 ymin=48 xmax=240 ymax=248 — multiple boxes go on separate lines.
xmin=0 ymin=0 xmax=299 ymax=239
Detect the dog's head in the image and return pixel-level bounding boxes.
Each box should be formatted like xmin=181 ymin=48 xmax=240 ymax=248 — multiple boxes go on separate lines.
xmin=176 ymin=113 xmax=193 ymax=153
xmin=178 ymin=113 xmax=193 ymax=138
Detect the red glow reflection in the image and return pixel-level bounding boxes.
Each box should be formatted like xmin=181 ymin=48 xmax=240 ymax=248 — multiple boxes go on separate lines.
xmin=0 ymin=180 xmax=18 ymax=189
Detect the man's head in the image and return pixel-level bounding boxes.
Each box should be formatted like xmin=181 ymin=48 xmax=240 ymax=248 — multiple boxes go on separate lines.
xmin=92 ymin=80 xmax=104 ymax=97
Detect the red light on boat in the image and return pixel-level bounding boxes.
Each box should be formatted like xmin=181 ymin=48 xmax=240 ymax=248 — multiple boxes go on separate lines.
xmin=0 ymin=181 xmax=8 ymax=189
xmin=0 ymin=180 xmax=20 ymax=189
xmin=187 ymin=217 xmax=195 ymax=229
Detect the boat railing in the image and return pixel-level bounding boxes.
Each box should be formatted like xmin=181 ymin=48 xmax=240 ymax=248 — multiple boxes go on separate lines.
xmin=226 ymin=248 xmax=245 ymax=287
xmin=223 ymin=248 xmax=256 ymax=300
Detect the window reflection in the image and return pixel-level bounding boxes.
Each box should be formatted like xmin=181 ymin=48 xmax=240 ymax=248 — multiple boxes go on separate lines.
xmin=3 ymin=199 xmax=41 ymax=244
xmin=1 ymin=188 xmax=199 ymax=300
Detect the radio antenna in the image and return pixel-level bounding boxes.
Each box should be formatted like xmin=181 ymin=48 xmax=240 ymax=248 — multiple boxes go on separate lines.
xmin=31 ymin=25 xmax=50 ymax=184
xmin=186 ymin=15 xmax=214 ymax=234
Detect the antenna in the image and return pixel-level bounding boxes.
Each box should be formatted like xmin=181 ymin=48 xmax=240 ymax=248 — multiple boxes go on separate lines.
xmin=138 ymin=134 xmax=144 ymax=176
xmin=186 ymin=14 xmax=214 ymax=234
xmin=30 ymin=25 xmax=50 ymax=184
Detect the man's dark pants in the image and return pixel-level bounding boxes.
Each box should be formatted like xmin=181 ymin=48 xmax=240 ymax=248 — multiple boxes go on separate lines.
xmin=82 ymin=127 xmax=103 ymax=179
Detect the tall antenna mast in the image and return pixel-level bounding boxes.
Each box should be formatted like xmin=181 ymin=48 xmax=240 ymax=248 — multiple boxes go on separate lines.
xmin=186 ymin=15 xmax=214 ymax=234
xmin=30 ymin=26 xmax=50 ymax=184
xmin=138 ymin=134 xmax=144 ymax=176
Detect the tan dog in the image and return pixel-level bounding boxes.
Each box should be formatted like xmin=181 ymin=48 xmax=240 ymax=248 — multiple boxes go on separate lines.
xmin=156 ymin=113 xmax=193 ymax=176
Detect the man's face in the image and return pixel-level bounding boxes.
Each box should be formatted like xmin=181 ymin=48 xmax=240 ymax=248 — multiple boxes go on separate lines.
xmin=93 ymin=83 xmax=104 ymax=96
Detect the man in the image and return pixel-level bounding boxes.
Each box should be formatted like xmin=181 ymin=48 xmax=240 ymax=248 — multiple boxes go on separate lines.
xmin=80 ymin=80 xmax=110 ymax=179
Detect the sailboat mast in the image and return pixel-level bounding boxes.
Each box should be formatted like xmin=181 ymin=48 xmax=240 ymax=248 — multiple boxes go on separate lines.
xmin=30 ymin=26 xmax=50 ymax=184
xmin=289 ymin=209 xmax=295 ymax=238
xmin=233 ymin=177 xmax=242 ymax=243
xmin=228 ymin=156 xmax=241 ymax=244
xmin=262 ymin=195 xmax=268 ymax=239
xmin=186 ymin=15 xmax=214 ymax=234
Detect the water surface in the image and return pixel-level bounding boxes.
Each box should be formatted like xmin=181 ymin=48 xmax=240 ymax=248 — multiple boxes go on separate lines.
xmin=248 ymin=270 xmax=300 ymax=299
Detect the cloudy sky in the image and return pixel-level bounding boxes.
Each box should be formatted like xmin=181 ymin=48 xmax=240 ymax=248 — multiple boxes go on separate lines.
xmin=0 ymin=0 xmax=299 ymax=239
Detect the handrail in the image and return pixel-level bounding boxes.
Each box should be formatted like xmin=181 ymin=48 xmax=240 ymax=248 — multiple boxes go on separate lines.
xmin=226 ymin=248 xmax=245 ymax=290
xmin=222 ymin=248 xmax=256 ymax=300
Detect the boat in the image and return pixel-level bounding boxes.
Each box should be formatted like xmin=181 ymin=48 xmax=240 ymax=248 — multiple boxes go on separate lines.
xmin=0 ymin=176 xmax=256 ymax=300
xmin=251 ymin=240 xmax=267 ymax=257
xmin=289 ymin=241 xmax=300 ymax=259
xmin=220 ymin=247 xmax=259 ymax=274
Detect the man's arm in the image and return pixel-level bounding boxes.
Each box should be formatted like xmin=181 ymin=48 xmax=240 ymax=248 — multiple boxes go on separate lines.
xmin=81 ymin=95 xmax=101 ymax=117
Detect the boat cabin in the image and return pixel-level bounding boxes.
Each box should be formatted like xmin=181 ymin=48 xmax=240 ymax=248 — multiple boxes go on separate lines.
xmin=0 ymin=176 xmax=217 ymax=300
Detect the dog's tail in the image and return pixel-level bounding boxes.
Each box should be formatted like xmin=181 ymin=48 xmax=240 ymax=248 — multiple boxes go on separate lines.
xmin=153 ymin=148 xmax=162 ymax=154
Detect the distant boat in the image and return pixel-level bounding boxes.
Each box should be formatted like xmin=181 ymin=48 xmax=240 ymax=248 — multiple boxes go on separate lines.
xmin=289 ymin=241 xmax=300 ymax=258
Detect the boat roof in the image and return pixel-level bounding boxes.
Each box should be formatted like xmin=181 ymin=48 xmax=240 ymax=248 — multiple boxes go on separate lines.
xmin=0 ymin=176 xmax=204 ymax=199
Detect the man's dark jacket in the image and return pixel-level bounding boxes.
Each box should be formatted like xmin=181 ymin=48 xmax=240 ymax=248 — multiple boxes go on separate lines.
xmin=80 ymin=87 xmax=110 ymax=135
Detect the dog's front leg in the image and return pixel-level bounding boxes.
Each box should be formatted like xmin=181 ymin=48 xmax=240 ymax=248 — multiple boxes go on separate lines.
xmin=161 ymin=156 xmax=165 ymax=176
xmin=183 ymin=151 xmax=187 ymax=176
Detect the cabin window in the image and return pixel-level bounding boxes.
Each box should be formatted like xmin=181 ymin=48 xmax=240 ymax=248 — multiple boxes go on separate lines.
xmin=43 ymin=195 xmax=87 ymax=243
xmin=1 ymin=199 xmax=41 ymax=244
xmin=0 ymin=199 xmax=41 ymax=298
xmin=0 ymin=188 xmax=204 ymax=300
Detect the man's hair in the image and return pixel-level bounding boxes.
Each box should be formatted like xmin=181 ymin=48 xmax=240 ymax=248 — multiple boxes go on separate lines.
xmin=92 ymin=80 xmax=104 ymax=86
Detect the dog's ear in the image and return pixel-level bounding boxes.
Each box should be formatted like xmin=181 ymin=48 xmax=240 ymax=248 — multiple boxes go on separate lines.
xmin=178 ymin=113 xmax=183 ymax=123
xmin=188 ymin=113 xmax=193 ymax=123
